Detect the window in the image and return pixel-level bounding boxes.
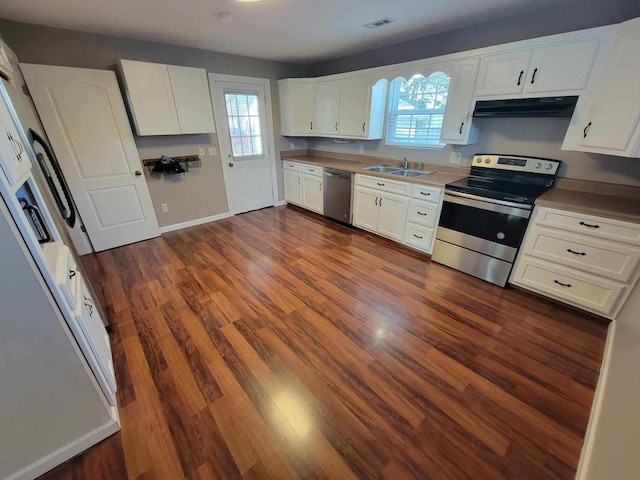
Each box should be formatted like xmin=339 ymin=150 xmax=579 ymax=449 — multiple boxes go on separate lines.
xmin=224 ymin=92 xmax=263 ymax=157
xmin=385 ymin=72 xmax=450 ymax=148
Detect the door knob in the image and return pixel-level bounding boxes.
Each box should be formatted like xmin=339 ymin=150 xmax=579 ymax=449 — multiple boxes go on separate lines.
xmin=228 ymin=162 xmax=234 ymax=167
xmin=135 ymin=170 xmax=142 ymax=176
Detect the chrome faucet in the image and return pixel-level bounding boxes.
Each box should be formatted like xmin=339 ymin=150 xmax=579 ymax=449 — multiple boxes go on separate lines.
xmin=418 ymin=160 xmax=424 ymax=171
xmin=388 ymin=155 xmax=409 ymax=169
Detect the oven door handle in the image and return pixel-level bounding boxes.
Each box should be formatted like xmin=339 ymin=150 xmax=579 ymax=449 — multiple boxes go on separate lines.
xmin=443 ymin=191 xmax=531 ymax=219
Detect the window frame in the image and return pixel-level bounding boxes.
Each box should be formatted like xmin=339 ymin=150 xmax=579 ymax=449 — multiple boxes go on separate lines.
xmin=384 ymin=72 xmax=450 ymax=150
xmin=223 ymin=90 xmax=265 ymax=160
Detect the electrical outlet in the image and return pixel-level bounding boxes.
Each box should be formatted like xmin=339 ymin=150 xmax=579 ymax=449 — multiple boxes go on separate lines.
xmin=359 ymin=145 xmax=364 ymax=154
xmin=449 ymin=152 xmax=462 ymax=164
xmin=208 ymin=147 xmax=217 ymax=156
xmin=290 ymin=141 xmax=295 ymax=149
xmin=161 ymin=203 xmax=169 ymax=213
xmin=198 ymin=148 xmax=205 ymax=157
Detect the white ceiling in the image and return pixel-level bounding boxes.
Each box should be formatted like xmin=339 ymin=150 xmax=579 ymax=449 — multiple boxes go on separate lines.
xmin=0 ymin=0 xmax=571 ymax=64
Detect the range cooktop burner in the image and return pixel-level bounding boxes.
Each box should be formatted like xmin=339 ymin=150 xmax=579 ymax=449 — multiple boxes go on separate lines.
xmin=446 ymin=177 xmax=548 ymax=205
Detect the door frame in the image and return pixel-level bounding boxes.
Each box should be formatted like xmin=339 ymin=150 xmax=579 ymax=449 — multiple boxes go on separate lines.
xmin=208 ymin=73 xmax=278 ymax=214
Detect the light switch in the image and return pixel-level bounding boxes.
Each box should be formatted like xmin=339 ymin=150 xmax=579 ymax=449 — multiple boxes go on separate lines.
xmin=198 ymin=148 xmax=205 ymax=157
xmin=209 ymin=147 xmax=217 ymax=156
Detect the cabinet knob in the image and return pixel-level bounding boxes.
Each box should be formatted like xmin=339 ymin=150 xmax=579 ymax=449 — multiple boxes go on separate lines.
xmin=228 ymin=162 xmax=234 ymax=167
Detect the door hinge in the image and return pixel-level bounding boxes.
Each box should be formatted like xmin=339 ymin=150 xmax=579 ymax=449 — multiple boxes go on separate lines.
xmin=22 ymin=84 xmax=31 ymax=96
xmin=80 ymin=225 xmax=87 ymax=233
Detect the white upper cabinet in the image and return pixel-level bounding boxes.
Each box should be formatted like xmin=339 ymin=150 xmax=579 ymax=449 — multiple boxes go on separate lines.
xmin=278 ymin=78 xmax=315 ymax=136
xmin=167 ymin=65 xmax=215 ymax=134
xmin=562 ymin=19 xmax=640 ymax=157
xmin=475 ymin=50 xmax=532 ymax=97
xmin=525 ymin=39 xmax=599 ymax=94
xmin=339 ymin=76 xmax=387 ymax=139
xmin=278 ymin=75 xmax=387 ymax=139
xmin=316 ymin=78 xmax=341 ymax=135
xmin=475 ymin=39 xmax=599 ymax=98
xmin=118 ymin=60 xmax=214 ymax=136
xmin=440 ymin=57 xmax=481 ymax=145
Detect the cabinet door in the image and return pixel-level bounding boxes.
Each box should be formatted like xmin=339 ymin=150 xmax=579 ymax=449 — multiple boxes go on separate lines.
xmin=377 ymin=192 xmax=409 ymax=241
xmin=475 ymin=50 xmax=532 ymax=97
xmin=0 ymin=97 xmax=31 ymax=185
xmin=279 ymin=79 xmax=315 ymax=135
xmin=525 ymin=40 xmax=599 ymax=94
xmin=339 ymin=76 xmax=370 ymax=137
xmin=440 ymin=58 xmax=481 ymax=144
xmin=302 ymin=174 xmax=323 ymax=214
xmin=119 ymin=60 xmax=180 ymax=135
xmin=578 ymin=24 xmax=640 ymax=153
xmin=167 ymin=65 xmax=215 ymax=134
xmin=316 ymin=79 xmax=341 ymax=135
xmin=353 ymin=186 xmax=379 ymax=233
xmin=283 ymin=170 xmax=302 ymax=205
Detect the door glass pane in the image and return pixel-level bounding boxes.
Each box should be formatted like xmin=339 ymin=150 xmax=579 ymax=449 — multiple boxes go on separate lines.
xmin=224 ymin=91 xmax=264 ymax=158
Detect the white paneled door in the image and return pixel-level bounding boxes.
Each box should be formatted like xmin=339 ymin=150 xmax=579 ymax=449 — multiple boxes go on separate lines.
xmin=21 ymin=64 xmax=160 ymax=251
xmin=210 ymin=75 xmax=276 ymax=215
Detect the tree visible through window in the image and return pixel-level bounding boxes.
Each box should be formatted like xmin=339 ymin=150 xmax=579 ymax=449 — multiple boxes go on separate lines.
xmin=386 ymin=72 xmax=450 ymax=148
xmin=224 ymin=92 xmax=263 ymax=157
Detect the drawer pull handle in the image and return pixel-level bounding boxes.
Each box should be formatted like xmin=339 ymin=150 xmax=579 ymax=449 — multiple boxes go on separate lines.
xmin=68 ymin=269 xmax=77 ymax=279
xmin=566 ymin=248 xmax=586 ymax=256
xmin=413 ymin=234 xmax=423 ymax=239
xmin=579 ymin=221 xmax=600 ymax=229
xmin=375 ymin=197 xmax=378 ymax=206
xmin=308 ymin=169 xmax=314 ymax=172
xmin=417 ymin=211 xmax=427 ymax=216
xmin=420 ymin=192 xmax=431 ymax=196
xmin=377 ymin=182 xmax=385 ymax=186
xmin=553 ymin=280 xmax=572 ymax=288
xmin=289 ymin=164 xmax=295 ymax=168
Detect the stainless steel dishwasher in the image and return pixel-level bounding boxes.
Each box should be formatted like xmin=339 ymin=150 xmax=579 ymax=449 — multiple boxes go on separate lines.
xmin=323 ymin=168 xmax=353 ymax=224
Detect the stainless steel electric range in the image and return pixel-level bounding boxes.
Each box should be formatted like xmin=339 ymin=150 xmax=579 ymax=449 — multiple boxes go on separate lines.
xmin=431 ymin=154 xmax=560 ymax=287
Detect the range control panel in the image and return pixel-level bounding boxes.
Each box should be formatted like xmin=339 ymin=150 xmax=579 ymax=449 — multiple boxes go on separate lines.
xmin=472 ymin=154 xmax=560 ymax=175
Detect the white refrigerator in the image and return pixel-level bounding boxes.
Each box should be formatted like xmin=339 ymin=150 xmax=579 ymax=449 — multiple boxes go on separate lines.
xmin=0 ymin=48 xmax=119 ymax=480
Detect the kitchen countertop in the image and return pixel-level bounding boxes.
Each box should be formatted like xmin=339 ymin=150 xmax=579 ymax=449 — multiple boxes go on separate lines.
xmin=536 ymin=188 xmax=640 ymax=224
xmin=282 ymin=154 xmax=468 ymax=188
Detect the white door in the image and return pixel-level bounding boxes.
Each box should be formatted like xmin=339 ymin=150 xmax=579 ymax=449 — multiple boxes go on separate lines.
xmin=210 ymin=76 xmax=276 ymax=214
xmin=284 ymin=170 xmax=302 ymax=205
xmin=21 ymin=64 xmax=160 ymax=252
xmin=524 ymin=40 xmax=599 ymax=94
xmin=475 ymin=50 xmax=532 ymax=97
xmin=339 ymin=76 xmax=370 ymax=137
xmin=316 ymin=79 xmax=341 ymax=135
xmin=353 ymin=186 xmax=379 ymax=233
xmin=302 ymin=174 xmax=323 ymax=214
xmin=377 ymin=192 xmax=409 ymax=241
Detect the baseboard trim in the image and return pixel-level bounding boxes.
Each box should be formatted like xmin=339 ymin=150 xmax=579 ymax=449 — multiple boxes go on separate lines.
xmin=274 ymin=200 xmax=287 ymax=207
xmin=575 ymin=320 xmax=617 ymax=480
xmin=7 ymin=419 xmax=120 ymax=480
xmin=159 ymin=212 xmax=233 ymax=234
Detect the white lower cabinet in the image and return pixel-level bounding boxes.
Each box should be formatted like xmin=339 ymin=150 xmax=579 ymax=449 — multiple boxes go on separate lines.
xmin=353 ymin=185 xmax=408 ymax=241
xmin=283 ymin=160 xmax=323 ymax=214
xmin=511 ymin=206 xmax=640 ymax=319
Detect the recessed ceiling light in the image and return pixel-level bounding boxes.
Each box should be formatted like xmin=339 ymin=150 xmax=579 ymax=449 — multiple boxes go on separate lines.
xmin=235 ymin=0 xmax=263 ymax=3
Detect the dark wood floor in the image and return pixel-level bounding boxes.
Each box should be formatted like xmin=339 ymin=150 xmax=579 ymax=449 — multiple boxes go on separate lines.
xmin=44 ymin=205 xmax=608 ymax=480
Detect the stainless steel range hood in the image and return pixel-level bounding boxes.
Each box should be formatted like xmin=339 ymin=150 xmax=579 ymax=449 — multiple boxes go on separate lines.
xmin=473 ymin=96 xmax=579 ymax=118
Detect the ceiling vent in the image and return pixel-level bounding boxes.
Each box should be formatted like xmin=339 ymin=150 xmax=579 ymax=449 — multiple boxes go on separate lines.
xmin=363 ymin=18 xmax=394 ymax=29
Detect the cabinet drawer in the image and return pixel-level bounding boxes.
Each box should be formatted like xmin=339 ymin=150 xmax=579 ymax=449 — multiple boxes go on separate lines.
xmin=301 ymin=164 xmax=323 ymax=177
xmin=535 ymin=207 xmax=640 ymax=246
xmin=512 ymin=257 xmax=624 ymax=316
xmin=523 ymin=226 xmax=640 ymax=282
xmin=407 ymin=199 xmax=439 ymax=227
xmin=283 ymin=161 xmax=301 ymax=172
xmin=411 ymin=184 xmax=442 ymax=203
xmin=356 ymin=174 xmax=411 ymax=196
xmin=404 ymin=223 xmax=435 ymax=253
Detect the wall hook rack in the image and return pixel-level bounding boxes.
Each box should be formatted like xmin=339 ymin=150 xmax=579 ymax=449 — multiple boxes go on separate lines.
xmin=142 ymin=155 xmax=202 ymax=174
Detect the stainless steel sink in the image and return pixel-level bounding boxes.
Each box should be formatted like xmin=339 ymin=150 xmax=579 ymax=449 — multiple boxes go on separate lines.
xmin=362 ymin=165 xmax=401 ymax=173
xmin=391 ymin=169 xmax=433 ymax=177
